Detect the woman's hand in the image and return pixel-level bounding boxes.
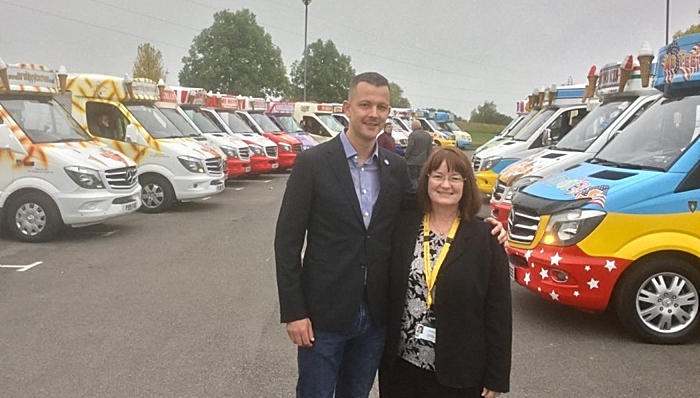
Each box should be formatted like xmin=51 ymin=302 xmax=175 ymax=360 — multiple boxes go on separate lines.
xmin=484 ymin=216 xmax=507 ymax=245
xmin=482 ymin=387 xmax=503 ymax=397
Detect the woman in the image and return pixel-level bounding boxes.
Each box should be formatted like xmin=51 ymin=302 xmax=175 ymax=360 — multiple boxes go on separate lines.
xmin=380 ymin=147 xmax=512 ymax=398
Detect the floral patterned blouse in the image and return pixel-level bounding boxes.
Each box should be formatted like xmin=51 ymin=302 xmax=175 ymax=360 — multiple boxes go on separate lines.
xmin=398 ymin=220 xmax=447 ymax=371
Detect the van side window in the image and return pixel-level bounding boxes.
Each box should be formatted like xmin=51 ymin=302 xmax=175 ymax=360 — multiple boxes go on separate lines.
xmin=304 ymin=116 xmax=329 ymax=137
xmin=86 ymin=102 xmax=127 ymax=141
xmin=677 ymin=162 xmax=700 ymax=192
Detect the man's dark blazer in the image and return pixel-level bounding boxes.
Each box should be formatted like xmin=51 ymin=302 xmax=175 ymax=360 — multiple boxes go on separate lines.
xmin=381 ymin=206 xmax=512 ymax=392
xmin=275 ymin=134 xmax=411 ymax=333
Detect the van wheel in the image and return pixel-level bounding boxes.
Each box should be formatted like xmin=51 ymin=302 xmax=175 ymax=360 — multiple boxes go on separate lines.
xmin=139 ymin=175 xmax=174 ymax=213
xmin=5 ymin=192 xmax=63 ymax=242
xmin=615 ymin=257 xmax=700 ymax=344
xmin=434 ymin=140 xmax=442 ymax=146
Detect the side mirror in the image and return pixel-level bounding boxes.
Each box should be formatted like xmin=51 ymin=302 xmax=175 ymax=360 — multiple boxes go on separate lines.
xmin=541 ymin=128 xmax=553 ymax=146
xmin=125 ymin=124 xmax=149 ymax=147
xmin=0 ymin=124 xmax=28 ymax=155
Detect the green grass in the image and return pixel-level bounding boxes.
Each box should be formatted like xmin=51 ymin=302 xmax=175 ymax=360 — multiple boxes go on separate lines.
xmin=456 ymin=122 xmax=507 ymax=147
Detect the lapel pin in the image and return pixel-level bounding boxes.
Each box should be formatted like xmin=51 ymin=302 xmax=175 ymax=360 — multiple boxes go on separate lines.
xmin=384 ymin=159 xmax=390 ymax=166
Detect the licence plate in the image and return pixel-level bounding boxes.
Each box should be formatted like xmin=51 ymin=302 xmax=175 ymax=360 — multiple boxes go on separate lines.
xmin=123 ymin=202 xmax=137 ymax=212
xmin=509 ymin=262 xmax=515 ymax=281
xmin=245 ymin=166 xmax=251 ymax=172
xmin=216 ymin=183 xmax=224 ymax=191
xmin=272 ymin=163 xmax=279 ymax=169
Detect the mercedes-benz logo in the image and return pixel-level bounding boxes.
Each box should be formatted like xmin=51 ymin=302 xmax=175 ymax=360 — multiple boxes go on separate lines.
xmin=507 ymin=208 xmax=515 ymax=231
xmin=125 ymin=168 xmax=137 ymax=184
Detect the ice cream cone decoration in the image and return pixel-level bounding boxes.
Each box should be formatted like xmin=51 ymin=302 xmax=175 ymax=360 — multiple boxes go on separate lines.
xmin=547 ymin=83 xmax=557 ymax=105
xmin=157 ymin=78 xmax=166 ymax=100
xmin=0 ymin=58 xmax=9 ymax=91
xmin=124 ymin=73 xmax=134 ymax=99
xmin=537 ymin=86 xmax=545 ymax=108
xmin=58 ymin=65 xmax=68 ymax=94
xmin=583 ymin=65 xmax=598 ymax=102
xmin=619 ymin=55 xmax=634 ymax=92
xmin=637 ymin=41 xmax=655 ymax=88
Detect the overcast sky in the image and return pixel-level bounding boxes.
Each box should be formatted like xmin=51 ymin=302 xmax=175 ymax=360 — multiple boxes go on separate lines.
xmin=2 ymin=0 xmax=699 ymax=118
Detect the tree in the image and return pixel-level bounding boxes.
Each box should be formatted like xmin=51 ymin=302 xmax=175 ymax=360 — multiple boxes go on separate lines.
xmin=389 ymin=82 xmax=411 ymax=108
xmin=132 ymin=43 xmax=167 ymax=82
xmin=469 ymin=101 xmax=513 ymax=125
xmin=288 ymin=39 xmax=355 ymax=102
xmin=673 ymin=8 xmax=700 ymax=39
xmin=179 ymin=9 xmax=289 ymax=97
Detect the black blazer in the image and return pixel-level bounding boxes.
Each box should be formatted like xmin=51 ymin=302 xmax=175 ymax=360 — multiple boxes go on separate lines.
xmin=275 ymin=135 xmax=410 ymax=332
xmin=382 ymin=207 xmax=512 ymax=392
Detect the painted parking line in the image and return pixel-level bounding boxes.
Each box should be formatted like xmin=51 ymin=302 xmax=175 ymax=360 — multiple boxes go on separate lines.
xmin=0 ymin=261 xmax=43 ymax=272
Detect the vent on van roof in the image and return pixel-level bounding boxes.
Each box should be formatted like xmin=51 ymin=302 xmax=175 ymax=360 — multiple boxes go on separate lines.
xmin=589 ymin=170 xmax=636 ymax=180
xmin=542 ymin=153 xmax=564 ymax=159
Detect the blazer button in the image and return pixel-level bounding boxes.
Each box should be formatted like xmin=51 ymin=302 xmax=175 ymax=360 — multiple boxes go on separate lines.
xmin=366 ymin=235 xmax=371 ymax=239
xmin=360 ymin=263 xmax=366 ymax=268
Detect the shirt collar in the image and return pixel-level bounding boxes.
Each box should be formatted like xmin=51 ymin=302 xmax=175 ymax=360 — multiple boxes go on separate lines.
xmin=339 ymin=129 xmax=379 ymax=161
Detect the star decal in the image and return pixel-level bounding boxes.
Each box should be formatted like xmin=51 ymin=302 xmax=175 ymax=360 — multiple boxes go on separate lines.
xmin=540 ymin=248 xmax=545 ymax=253
xmin=584 ymin=265 xmax=591 ymax=272
xmin=550 ymin=252 xmax=562 ymax=266
xmin=537 ymin=287 xmax=542 ymax=292
xmin=524 ymin=250 xmax=533 ymax=261
xmin=574 ymin=291 xmax=580 ymax=297
xmin=604 ymin=260 xmax=617 ymax=272
xmin=539 ymin=268 xmax=549 ymax=279
xmin=531 ymin=263 xmax=535 ymax=268
xmin=549 ymin=290 xmax=560 ymax=301
xmin=524 ymin=272 xmax=531 ymax=285
xmin=587 ymin=278 xmax=600 ymax=289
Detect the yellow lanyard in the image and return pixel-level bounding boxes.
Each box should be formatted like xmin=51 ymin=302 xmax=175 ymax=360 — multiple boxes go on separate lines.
xmin=422 ymin=214 xmax=460 ymax=309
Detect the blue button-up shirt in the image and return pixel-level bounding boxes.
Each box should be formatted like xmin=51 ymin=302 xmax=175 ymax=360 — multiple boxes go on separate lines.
xmin=339 ymin=131 xmax=380 ymax=229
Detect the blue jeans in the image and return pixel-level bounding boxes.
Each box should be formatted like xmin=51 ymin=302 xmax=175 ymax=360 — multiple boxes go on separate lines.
xmin=296 ymin=300 xmax=386 ymax=398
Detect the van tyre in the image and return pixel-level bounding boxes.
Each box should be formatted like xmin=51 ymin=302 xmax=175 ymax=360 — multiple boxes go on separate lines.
xmin=5 ymin=192 xmax=62 ymax=243
xmin=139 ymin=174 xmax=174 ymax=214
xmin=434 ymin=140 xmax=442 ymax=146
xmin=615 ymin=257 xmax=700 ymax=344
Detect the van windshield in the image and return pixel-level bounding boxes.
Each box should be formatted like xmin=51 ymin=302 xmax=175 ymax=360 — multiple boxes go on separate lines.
xmin=317 ymin=114 xmax=345 ymax=132
xmin=182 ymin=108 xmax=223 ymax=134
xmin=593 ymin=95 xmax=700 ymax=171
xmin=158 ymin=107 xmax=201 ymax=137
xmin=217 ymin=111 xmax=255 ymax=134
xmin=444 ymin=122 xmax=461 ymax=131
xmin=512 ymin=109 xmax=555 ymax=141
xmin=251 ymin=113 xmax=282 ymax=133
xmin=556 ymin=100 xmax=632 ymax=152
xmin=0 ymin=97 xmax=91 ymax=144
xmin=127 ymin=105 xmax=185 ymax=139
xmin=275 ymin=115 xmax=304 ymax=133
xmin=505 ymin=112 xmax=536 ymax=138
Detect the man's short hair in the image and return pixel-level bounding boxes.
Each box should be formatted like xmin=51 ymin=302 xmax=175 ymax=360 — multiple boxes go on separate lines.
xmin=349 ymin=72 xmax=389 ymax=100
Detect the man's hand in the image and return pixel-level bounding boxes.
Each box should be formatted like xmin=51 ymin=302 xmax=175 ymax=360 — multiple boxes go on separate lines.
xmin=481 ymin=387 xmax=503 ymax=398
xmin=286 ymin=318 xmax=315 ymax=347
xmin=484 ymin=216 xmax=507 ymax=245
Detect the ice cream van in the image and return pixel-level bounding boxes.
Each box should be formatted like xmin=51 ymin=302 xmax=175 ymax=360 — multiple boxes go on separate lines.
xmin=235 ymin=97 xmax=301 ymax=170
xmin=171 ymin=86 xmax=251 ymax=178
xmin=434 ymin=111 xmax=472 ymax=148
xmin=329 ymin=103 xmax=348 ymax=128
xmin=204 ymin=93 xmax=279 ymax=174
xmin=506 ymin=35 xmax=700 ymax=344
xmin=266 ymin=102 xmax=318 ymax=150
xmin=413 ymin=110 xmax=456 ymax=147
xmin=62 ymin=74 xmax=225 ymax=214
xmin=390 ymin=108 xmax=413 ymax=132
xmin=472 ymin=84 xmax=589 ymax=196
xmin=491 ymin=56 xmax=662 ymax=228
xmin=0 ymin=59 xmax=140 ymax=242
xmin=293 ymin=102 xmax=345 ymax=143
xmin=476 ymin=100 xmax=529 ymax=154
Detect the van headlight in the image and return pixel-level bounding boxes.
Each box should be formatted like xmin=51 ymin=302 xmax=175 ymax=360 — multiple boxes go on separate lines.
xmin=481 ymin=156 xmax=502 ymax=171
xmin=248 ymin=144 xmax=265 ymax=156
xmin=65 ymin=166 xmax=105 ymax=189
xmin=220 ymin=145 xmax=238 ymax=159
xmin=279 ymin=142 xmax=293 ymax=152
xmin=504 ymin=176 xmax=541 ymax=201
xmin=542 ymin=209 xmax=606 ymax=246
xmin=178 ymin=156 xmax=206 ymax=173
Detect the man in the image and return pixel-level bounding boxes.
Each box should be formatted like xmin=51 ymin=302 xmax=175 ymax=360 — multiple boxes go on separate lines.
xmin=404 ymin=119 xmax=433 ymax=191
xmin=275 ymin=72 xmax=409 ymax=398
xmin=377 ymin=122 xmax=397 ymax=153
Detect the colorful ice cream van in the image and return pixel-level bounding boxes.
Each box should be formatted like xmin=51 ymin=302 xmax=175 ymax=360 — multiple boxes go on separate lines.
xmin=434 ymin=111 xmax=472 ymax=148
xmin=63 ymin=74 xmax=225 ymax=213
xmin=506 ymin=35 xmax=700 ymax=344
xmin=413 ymin=110 xmax=456 ymax=147
xmin=473 ymin=84 xmax=589 ymax=196
xmin=491 ymin=57 xmax=661 ymax=228
xmin=235 ymin=97 xmax=301 ymax=170
xmin=293 ymin=102 xmax=344 ymax=143
xmin=266 ymin=102 xmax=318 ymax=150
xmin=0 ymin=59 xmax=140 ymax=242
xmin=204 ymin=93 xmax=279 ymax=175
xmin=171 ymin=86 xmax=251 ymax=178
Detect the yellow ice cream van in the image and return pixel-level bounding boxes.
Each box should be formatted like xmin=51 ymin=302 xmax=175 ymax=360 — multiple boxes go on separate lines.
xmin=0 ymin=59 xmax=140 ymax=242
xmin=61 ymin=74 xmax=225 ymax=213
xmin=506 ymin=35 xmax=700 ymax=344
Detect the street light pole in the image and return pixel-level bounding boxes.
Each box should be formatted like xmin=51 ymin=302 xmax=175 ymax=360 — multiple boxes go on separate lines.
xmin=666 ymin=0 xmax=670 ymax=45
xmin=302 ymin=0 xmax=312 ymax=101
